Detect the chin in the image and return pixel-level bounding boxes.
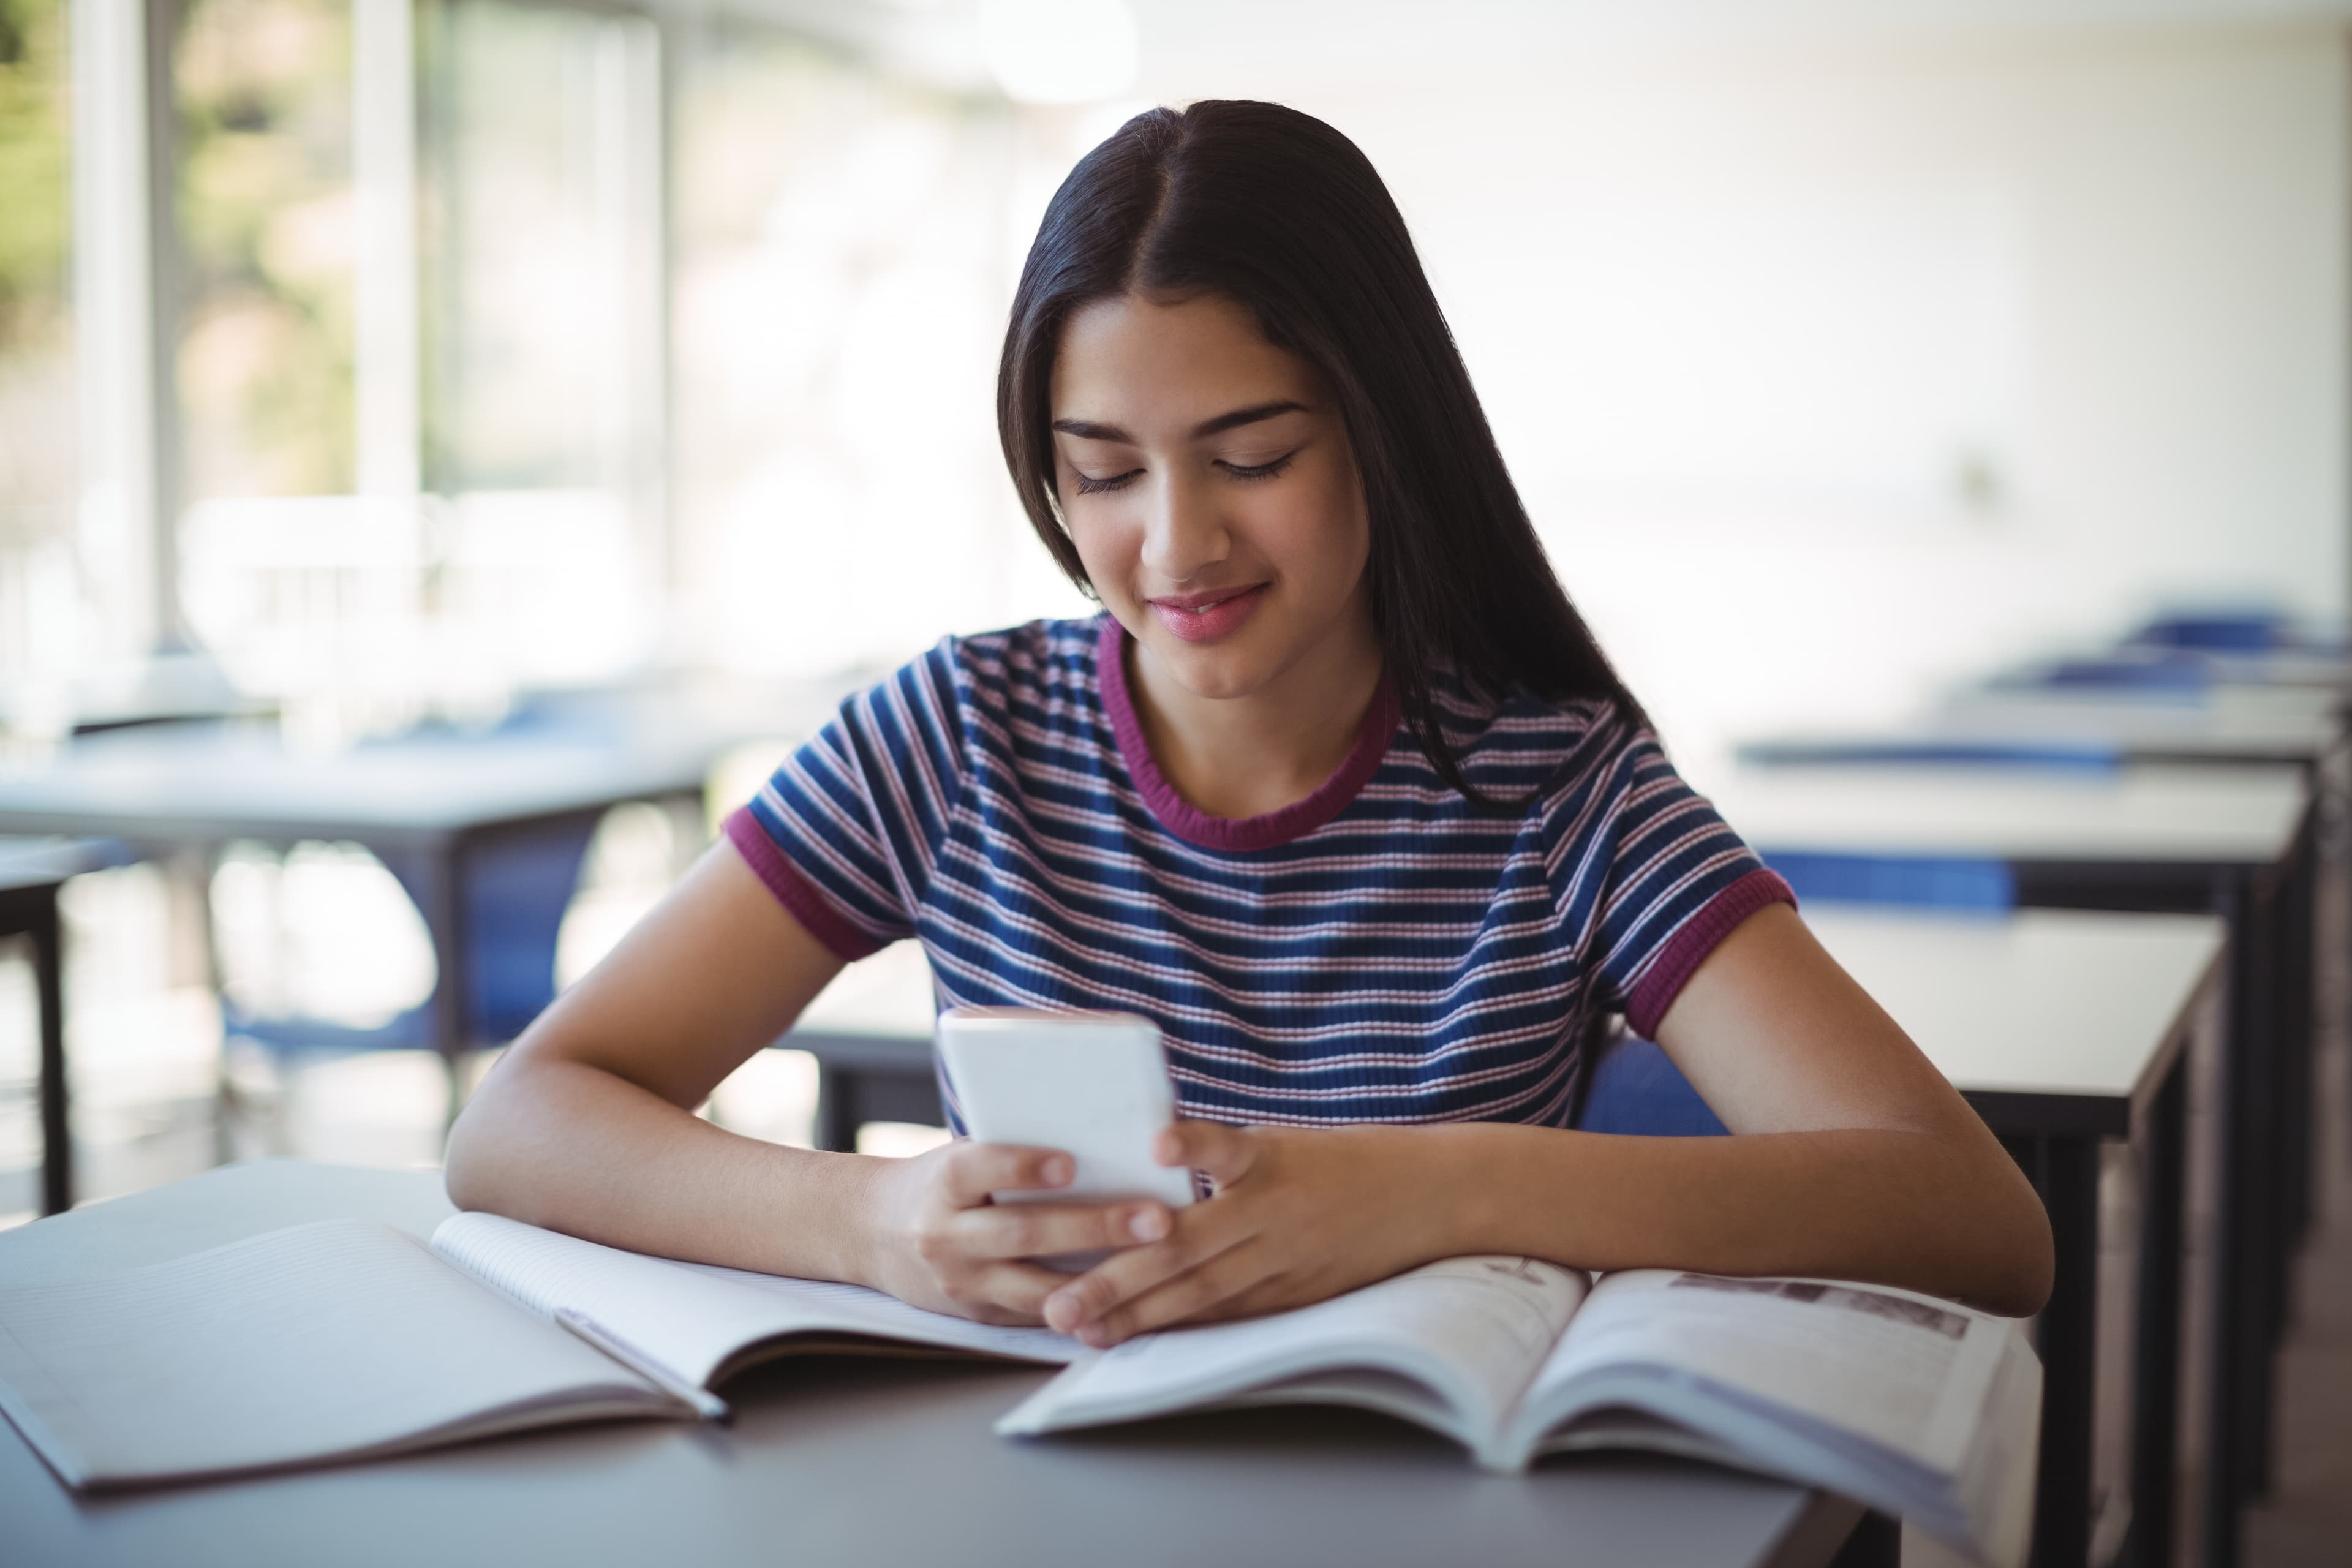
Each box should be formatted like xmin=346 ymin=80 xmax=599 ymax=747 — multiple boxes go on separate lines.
xmin=1145 ymin=633 xmax=1278 ymax=703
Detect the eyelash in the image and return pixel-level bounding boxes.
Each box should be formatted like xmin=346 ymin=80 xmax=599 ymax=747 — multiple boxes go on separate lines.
xmin=1071 ymin=453 xmax=1296 ymax=496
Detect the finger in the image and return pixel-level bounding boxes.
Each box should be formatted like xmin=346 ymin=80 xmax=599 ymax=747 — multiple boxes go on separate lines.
xmin=956 ymin=1198 xmax=1174 ymax=1261
xmin=1041 ymin=1203 xmax=1245 ymax=1333
xmin=938 ymin=1142 xmax=1074 ymax=1209
xmin=965 ymin=1261 xmax=1071 ymax=1324
xmin=1155 ymin=1120 xmax=1258 ymax=1186
xmin=1079 ymin=1242 xmax=1281 ymax=1348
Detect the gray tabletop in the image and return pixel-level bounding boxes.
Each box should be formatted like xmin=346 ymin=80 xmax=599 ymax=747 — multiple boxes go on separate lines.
xmin=1753 ymin=693 xmax=2341 ymax=767
xmin=0 ymin=1162 xmax=1855 ymax=1568
xmin=1698 ymin=760 xmax=2308 ymax=871
xmin=0 ymin=838 xmax=119 ymax=894
xmin=0 ymin=723 xmax=732 ymax=848
xmin=1811 ymin=907 xmax=2225 ymax=1134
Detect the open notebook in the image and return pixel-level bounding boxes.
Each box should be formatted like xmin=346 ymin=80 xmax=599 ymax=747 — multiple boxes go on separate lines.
xmin=0 ymin=1214 xmax=1074 ymax=1491
xmin=0 ymin=1218 xmax=2035 ymax=1566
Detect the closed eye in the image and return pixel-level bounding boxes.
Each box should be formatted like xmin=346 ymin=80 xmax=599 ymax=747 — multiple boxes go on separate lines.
xmin=1218 ymin=452 xmax=1297 ymax=482
xmin=1073 ymin=469 xmax=1142 ymax=495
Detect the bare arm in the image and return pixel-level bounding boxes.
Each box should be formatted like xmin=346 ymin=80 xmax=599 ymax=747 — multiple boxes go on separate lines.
xmin=443 ymin=843 xmax=1164 ymax=1320
xmin=1455 ymin=902 xmax=2054 ymax=1309
xmin=1040 ymin=903 xmax=2055 ymax=1344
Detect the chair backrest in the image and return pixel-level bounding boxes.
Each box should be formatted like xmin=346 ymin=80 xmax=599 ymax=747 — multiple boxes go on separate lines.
xmin=229 ymin=818 xmax=599 ymax=1058
xmin=2127 ymin=611 xmax=2292 ymax=654
xmin=1574 ymin=1036 xmax=1727 ymax=1137
xmin=1760 ymin=851 xmax=2015 ymax=913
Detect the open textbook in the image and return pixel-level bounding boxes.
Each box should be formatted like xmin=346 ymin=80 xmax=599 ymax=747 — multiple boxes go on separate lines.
xmin=1000 ymin=1258 xmax=2041 ymax=1568
xmin=0 ymin=1216 xmax=2036 ymax=1565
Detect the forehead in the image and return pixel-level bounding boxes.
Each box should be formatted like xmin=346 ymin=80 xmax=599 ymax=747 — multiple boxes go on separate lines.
xmin=1050 ymin=292 xmax=1317 ymax=424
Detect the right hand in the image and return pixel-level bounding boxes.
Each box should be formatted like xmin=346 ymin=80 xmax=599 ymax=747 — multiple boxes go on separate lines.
xmin=857 ymin=1140 xmax=1175 ymax=1325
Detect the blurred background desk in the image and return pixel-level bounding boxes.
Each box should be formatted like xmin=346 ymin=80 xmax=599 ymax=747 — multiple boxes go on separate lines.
xmin=0 ymin=712 xmax=763 ymax=1212
xmin=1711 ymin=761 xmax=2310 ymax=1565
xmin=1813 ymin=907 xmax=2224 ymax=1568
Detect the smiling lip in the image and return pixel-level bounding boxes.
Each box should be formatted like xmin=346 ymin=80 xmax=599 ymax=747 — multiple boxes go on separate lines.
xmin=1148 ymin=584 xmax=1268 ymax=643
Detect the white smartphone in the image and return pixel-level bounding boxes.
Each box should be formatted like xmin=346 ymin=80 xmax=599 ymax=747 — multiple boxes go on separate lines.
xmin=934 ymin=1008 xmax=1196 ymax=1217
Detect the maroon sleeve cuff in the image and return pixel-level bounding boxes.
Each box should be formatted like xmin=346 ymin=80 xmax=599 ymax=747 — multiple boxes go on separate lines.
xmin=722 ymin=806 xmax=886 ymax=963
xmin=1622 ymin=867 xmax=1797 ymax=1038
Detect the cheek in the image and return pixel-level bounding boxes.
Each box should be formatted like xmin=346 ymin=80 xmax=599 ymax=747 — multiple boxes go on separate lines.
xmin=1249 ymin=467 xmax=1368 ymax=597
xmin=1065 ymin=505 xmax=1140 ymax=600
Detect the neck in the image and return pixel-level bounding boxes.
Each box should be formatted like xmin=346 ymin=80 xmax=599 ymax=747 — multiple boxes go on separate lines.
xmin=1125 ymin=616 xmax=1385 ymax=821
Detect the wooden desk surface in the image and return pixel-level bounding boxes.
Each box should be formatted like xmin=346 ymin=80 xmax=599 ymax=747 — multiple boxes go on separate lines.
xmin=0 ymin=1162 xmax=1853 ymax=1568
xmin=1702 ymin=761 xmax=2307 ymax=870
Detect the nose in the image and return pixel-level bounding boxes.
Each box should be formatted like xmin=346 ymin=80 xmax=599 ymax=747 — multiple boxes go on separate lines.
xmin=1139 ymin=467 xmax=1231 ymax=582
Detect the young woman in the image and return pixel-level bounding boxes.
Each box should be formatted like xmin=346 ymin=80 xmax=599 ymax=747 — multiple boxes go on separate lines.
xmin=444 ymin=101 xmax=2052 ymax=1346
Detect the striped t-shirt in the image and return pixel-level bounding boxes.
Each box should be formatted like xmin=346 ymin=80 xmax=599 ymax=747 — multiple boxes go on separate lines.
xmin=724 ymin=615 xmax=1792 ymax=1131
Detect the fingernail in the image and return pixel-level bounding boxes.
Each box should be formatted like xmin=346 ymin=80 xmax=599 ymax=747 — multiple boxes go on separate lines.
xmin=1044 ymin=1294 xmax=1080 ymax=1332
xmin=1042 ymin=1155 xmax=1073 ymax=1185
xmin=1129 ymin=1207 xmax=1169 ymax=1242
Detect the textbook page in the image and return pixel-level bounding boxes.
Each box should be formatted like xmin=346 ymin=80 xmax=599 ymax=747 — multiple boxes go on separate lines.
xmin=1526 ymin=1271 xmax=2009 ymax=1473
xmin=0 ymin=1221 xmax=674 ymax=1489
xmin=431 ymin=1212 xmax=1077 ymax=1387
xmin=998 ymin=1256 xmax=1586 ymax=1440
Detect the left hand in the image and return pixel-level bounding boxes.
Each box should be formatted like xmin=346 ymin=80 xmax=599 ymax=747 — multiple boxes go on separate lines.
xmin=1041 ymin=1119 xmax=1452 ymax=1348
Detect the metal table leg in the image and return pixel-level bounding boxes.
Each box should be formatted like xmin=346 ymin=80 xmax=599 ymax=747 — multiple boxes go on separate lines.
xmin=2204 ymin=869 xmax=2278 ymax=1568
xmin=2004 ymin=1129 xmax=2099 ymax=1568
xmin=2128 ymin=1059 xmax=2188 ymax=1568
xmin=8 ymin=884 xmax=72 ymax=1217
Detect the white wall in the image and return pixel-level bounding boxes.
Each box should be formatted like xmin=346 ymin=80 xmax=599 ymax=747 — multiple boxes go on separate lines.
xmin=1136 ymin=21 xmax=2351 ymax=767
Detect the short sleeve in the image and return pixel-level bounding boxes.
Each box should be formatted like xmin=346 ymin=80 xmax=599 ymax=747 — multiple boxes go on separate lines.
xmin=1564 ymin=730 xmax=1794 ymax=1038
xmin=723 ymin=642 xmax=968 ymax=963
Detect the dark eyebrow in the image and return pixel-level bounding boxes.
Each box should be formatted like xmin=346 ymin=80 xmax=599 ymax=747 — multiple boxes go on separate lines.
xmin=1050 ymin=400 xmax=1310 ymax=446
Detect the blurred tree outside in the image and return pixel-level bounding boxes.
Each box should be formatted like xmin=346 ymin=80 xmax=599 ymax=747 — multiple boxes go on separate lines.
xmin=0 ymin=0 xmax=72 ymax=551
xmin=173 ymin=0 xmax=355 ymax=503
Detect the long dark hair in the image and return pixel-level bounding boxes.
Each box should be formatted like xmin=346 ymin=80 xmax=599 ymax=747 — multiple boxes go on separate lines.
xmin=997 ymin=99 xmax=1646 ymax=806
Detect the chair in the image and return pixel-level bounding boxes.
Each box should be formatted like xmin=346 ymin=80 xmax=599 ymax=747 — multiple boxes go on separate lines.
xmin=219 ymin=821 xmax=600 ymax=1062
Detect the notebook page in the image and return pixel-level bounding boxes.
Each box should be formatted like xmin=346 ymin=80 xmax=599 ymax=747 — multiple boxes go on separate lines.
xmin=432 ymin=1213 xmax=1076 ymax=1386
xmin=0 ymin=1221 xmax=669 ymax=1488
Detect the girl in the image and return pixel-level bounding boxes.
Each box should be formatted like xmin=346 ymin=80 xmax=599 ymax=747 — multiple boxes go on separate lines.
xmin=445 ymin=101 xmax=2052 ymax=1347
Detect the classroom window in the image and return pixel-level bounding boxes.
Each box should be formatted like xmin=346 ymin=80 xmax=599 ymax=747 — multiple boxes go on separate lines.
xmin=0 ymin=0 xmax=76 ymax=705
xmin=173 ymin=0 xmax=355 ymax=504
xmin=669 ymin=20 xmax=1027 ymax=678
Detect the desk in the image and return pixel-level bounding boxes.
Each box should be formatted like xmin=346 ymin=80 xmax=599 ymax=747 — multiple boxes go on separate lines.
xmin=1751 ymin=698 xmax=2341 ymax=771
xmin=1811 ymin=907 xmax=2223 ymax=1568
xmin=1709 ymin=763 xmax=2307 ymax=1568
xmin=775 ymin=906 xmax=2222 ymax=1568
xmin=0 ymin=841 xmax=119 ymax=1217
xmin=0 ymin=720 xmax=742 ymax=1201
xmin=0 ymin=1161 xmax=1861 ymax=1568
